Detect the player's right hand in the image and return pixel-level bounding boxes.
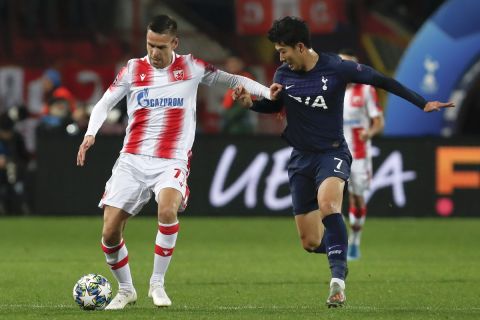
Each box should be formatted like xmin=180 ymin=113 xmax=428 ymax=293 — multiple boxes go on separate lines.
xmin=270 ymin=83 xmax=282 ymax=100
xmin=232 ymin=85 xmax=253 ymax=108
xmin=424 ymin=101 xmax=455 ymax=112
xmin=77 ymin=135 xmax=95 ymax=167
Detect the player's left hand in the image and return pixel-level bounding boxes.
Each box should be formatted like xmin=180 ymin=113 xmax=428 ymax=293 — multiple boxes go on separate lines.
xmin=424 ymin=101 xmax=455 ymax=112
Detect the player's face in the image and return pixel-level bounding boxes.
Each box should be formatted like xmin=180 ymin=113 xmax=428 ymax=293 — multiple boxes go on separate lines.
xmin=146 ymin=30 xmax=178 ymax=69
xmin=275 ymin=43 xmax=304 ymax=71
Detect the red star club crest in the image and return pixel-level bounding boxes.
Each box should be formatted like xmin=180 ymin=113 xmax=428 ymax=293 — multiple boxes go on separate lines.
xmin=173 ymin=68 xmax=184 ymax=81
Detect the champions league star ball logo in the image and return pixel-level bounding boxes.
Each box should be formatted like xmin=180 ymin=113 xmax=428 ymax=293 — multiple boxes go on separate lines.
xmin=173 ymin=68 xmax=184 ymax=81
xmin=421 ymin=56 xmax=439 ymax=94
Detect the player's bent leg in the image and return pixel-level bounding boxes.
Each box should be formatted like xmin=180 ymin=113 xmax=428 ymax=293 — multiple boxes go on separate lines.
xmin=102 ymin=205 xmax=130 ymax=246
xmin=149 ymin=188 xmax=182 ymax=307
xmin=101 ymin=206 xmax=137 ymax=310
xmin=294 ymin=210 xmax=326 ymax=253
xmin=317 ymin=177 xmax=344 ymax=218
xmin=317 ymin=177 xmax=348 ymax=307
xmin=157 ymin=187 xmax=182 ymax=224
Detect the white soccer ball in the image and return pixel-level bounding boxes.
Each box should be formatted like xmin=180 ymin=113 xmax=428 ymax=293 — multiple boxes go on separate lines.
xmin=73 ymin=274 xmax=113 ymax=310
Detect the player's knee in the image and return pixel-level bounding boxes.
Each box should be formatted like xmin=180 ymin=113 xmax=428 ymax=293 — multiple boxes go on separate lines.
xmin=318 ymin=200 xmax=339 ymax=216
xmin=102 ymin=206 xmax=128 ymax=245
xmin=302 ymin=244 xmax=317 ymax=252
xmin=302 ymin=243 xmax=318 ymax=252
xmin=300 ymin=235 xmax=320 ymax=252
xmin=157 ymin=203 xmax=178 ymax=224
xmin=102 ymin=227 xmax=122 ymax=246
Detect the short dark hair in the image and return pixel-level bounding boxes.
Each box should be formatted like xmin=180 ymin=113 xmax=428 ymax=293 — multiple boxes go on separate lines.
xmin=267 ymin=16 xmax=311 ymax=48
xmin=148 ymin=15 xmax=177 ymax=36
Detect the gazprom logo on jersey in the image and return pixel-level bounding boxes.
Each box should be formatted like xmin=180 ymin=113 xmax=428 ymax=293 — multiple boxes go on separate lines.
xmin=136 ymin=88 xmax=184 ymax=108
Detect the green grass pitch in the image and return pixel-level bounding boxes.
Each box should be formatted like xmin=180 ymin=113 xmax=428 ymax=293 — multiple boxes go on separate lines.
xmin=0 ymin=216 xmax=479 ymax=319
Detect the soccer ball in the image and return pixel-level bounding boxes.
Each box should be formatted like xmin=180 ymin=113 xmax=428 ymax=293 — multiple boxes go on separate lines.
xmin=72 ymin=274 xmax=113 ymax=310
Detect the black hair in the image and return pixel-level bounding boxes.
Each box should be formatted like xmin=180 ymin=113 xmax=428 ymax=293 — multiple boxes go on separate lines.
xmin=267 ymin=16 xmax=312 ymax=48
xmin=147 ymin=15 xmax=177 ymax=36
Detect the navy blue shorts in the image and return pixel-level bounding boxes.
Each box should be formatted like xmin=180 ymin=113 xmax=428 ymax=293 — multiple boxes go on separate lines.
xmin=287 ymin=146 xmax=352 ymax=215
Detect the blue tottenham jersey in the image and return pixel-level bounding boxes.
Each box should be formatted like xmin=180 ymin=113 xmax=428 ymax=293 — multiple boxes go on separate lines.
xmin=251 ymin=52 xmax=427 ymax=152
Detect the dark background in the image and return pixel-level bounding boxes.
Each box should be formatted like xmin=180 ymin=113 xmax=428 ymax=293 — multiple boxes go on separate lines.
xmin=35 ymin=132 xmax=480 ymax=217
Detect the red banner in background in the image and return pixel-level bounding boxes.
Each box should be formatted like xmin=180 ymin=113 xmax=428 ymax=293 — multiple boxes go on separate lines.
xmin=236 ymin=0 xmax=273 ymax=35
xmin=236 ymin=0 xmax=342 ymax=35
xmin=61 ymin=64 xmax=116 ymax=103
xmin=300 ymin=0 xmax=341 ymax=33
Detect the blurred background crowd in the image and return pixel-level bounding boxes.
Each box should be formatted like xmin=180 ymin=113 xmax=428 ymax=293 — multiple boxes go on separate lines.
xmin=1 ymin=0 xmax=478 ymax=215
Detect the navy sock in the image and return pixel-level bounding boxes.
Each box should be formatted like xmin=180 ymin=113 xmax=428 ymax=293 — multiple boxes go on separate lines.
xmin=322 ymin=213 xmax=348 ymax=280
xmin=312 ymin=232 xmax=326 ymax=253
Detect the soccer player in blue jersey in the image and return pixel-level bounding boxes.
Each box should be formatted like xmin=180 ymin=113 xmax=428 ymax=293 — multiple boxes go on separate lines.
xmin=233 ymin=16 xmax=454 ymax=307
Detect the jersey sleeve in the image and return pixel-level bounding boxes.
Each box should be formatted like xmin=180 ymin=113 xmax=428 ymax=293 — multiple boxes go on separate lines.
xmin=85 ymin=63 xmax=131 ymax=136
xmin=213 ymin=70 xmax=270 ymax=99
xmin=192 ymin=56 xmax=218 ymax=86
xmin=250 ymin=98 xmax=283 ymax=113
xmin=191 ymin=55 xmax=270 ymax=99
xmin=339 ymin=59 xmax=427 ymax=110
xmin=250 ymin=69 xmax=284 ymax=113
xmin=364 ymin=85 xmax=382 ymax=118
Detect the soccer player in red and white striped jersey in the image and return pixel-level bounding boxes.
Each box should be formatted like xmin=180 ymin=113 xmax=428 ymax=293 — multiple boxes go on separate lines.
xmin=340 ymin=51 xmax=384 ymax=261
xmin=76 ymin=14 xmax=275 ymax=310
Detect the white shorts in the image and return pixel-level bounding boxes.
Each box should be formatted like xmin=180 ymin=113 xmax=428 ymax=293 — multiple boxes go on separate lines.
xmin=99 ymin=153 xmax=190 ymax=215
xmin=348 ymin=158 xmax=372 ymax=196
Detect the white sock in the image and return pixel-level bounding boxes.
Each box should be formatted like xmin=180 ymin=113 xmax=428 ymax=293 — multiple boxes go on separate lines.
xmin=349 ymin=229 xmax=362 ymax=246
xmin=348 ymin=212 xmax=366 ymax=246
xmin=150 ymin=221 xmax=179 ymax=286
xmin=101 ymin=238 xmax=134 ymax=291
xmin=330 ymin=278 xmax=345 ymax=290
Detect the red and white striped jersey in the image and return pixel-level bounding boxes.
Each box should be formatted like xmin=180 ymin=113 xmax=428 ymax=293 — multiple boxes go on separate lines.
xmin=86 ymin=52 xmax=270 ymax=161
xmin=343 ymin=84 xmax=382 ymax=159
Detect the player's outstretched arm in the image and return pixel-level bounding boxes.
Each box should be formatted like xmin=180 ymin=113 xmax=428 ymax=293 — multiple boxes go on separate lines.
xmin=343 ymin=60 xmax=456 ymax=112
xmin=213 ymin=70 xmax=271 ymax=100
xmin=77 ymin=135 xmax=95 ymax=167
xmin=423 ymin=101 xmax=455 ymax=112
xmin=76 ymin=63 xmax=130 ymax=167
